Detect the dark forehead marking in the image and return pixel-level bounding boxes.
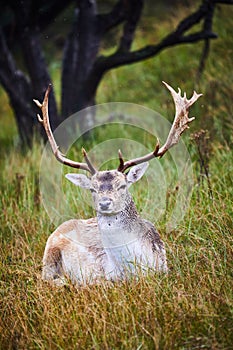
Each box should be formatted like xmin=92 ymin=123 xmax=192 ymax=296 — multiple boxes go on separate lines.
xmin=98 ymin=172 xmax=115 ymax=182
xmin=99 ymin=183 xmax=113 ymax=191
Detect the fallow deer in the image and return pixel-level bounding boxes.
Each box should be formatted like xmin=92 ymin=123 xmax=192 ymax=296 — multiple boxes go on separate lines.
xmin=34 ymin=82 xmax=202 ymax=285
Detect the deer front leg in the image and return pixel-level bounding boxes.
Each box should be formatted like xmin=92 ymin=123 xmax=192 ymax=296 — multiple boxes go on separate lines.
xmin=42 ymin=245 xmax=67 ymax=286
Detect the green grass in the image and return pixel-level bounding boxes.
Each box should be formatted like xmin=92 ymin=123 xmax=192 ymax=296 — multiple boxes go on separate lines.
xmin=0 ymin=146 xmax=232 ymax=349
xmin=0 ymin=3 xmax=233 ymax=349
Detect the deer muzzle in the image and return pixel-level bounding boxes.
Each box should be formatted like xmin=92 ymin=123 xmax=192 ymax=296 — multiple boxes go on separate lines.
xmin=98 ymin=197 xmax=113 ymax=212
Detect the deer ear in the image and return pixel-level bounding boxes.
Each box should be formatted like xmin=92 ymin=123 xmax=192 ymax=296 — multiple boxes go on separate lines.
xmin=126 ymin=162 xmax=149 ymax=187
xmin=65 ymin=174 xmax=92 ymax=189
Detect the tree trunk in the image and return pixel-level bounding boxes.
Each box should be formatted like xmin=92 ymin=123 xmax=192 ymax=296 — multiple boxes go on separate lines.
xmin=12 ymin=2 xmax=59 ymax=132
xmin=61 ymin=1 xmax=101 ymax=134
xmin=8 ymin=72 xmax=35 ymax=147
xmin=0 ymin=28 xmax=35 ymax=147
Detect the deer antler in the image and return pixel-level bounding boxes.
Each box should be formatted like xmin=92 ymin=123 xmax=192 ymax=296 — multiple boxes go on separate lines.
xmin=118 ymin=81 xmax=202 ymax=173
xmin=34 ymin=85 xmax=96 ymax=175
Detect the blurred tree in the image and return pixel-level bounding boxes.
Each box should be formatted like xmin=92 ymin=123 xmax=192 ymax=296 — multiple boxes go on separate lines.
xmin=0 ymin=0 xmax=232 ymax=147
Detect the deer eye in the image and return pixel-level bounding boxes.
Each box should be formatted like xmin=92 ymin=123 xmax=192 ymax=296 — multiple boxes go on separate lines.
xmin=118 ymin=184 xmax=126 ymax=190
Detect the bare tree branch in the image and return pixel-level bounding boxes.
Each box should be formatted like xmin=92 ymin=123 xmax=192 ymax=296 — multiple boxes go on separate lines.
xmin=100 ymin=2 xmax=218 ymax=70
xmin=118 ymin=0 xmax=144 ymax=53
xmin=97 ymin=0 xmax=126 ymax=33
xmin=87 ymin=1 xmax=218 ymax=88
xmin=197 ymin=1 xmax=215 ymax=80
xmin=99 ymin=30 xmax=216 ymax=70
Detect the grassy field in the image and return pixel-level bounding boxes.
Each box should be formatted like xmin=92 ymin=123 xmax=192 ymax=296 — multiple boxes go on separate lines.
xmin=0 ymin=3 xmax=233 ymax=350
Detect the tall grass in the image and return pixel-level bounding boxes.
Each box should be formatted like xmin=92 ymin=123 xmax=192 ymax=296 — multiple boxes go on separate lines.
xmin=0 ymin=145 xmax=232 ymax=349
xmin=0 ymin=3 xmax=233 ymax=349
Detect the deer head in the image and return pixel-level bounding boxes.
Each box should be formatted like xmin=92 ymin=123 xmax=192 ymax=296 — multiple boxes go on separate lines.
xmin=65 ymin=163 xmax=148 ymax=215
xmin=34 ymin=82 xmax=202 ymax=216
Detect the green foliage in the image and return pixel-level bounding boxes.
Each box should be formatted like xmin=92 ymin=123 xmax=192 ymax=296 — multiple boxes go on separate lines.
xmin=0 ymin=4 xmax=233 ymax=349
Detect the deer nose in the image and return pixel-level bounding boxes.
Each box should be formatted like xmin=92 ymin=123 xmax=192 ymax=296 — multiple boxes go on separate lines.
xmin=99 ymin=197 xmax=112 ymax=210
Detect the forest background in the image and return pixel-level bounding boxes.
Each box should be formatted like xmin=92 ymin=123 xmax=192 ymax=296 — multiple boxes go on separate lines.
xmin=0 ymin=1 xmax=232 ymax=349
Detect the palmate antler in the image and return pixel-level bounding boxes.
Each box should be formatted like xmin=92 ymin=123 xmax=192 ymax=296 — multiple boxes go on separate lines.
xmin=33 ymin=85 xmax=97 ymax=175
xmin=117 ymin=81 xmax=202 ymax=172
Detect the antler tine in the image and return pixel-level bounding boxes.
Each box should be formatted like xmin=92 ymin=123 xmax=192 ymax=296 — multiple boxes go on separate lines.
xmin=118 ymin=142 xmax=160 ymax=173
xmin=34 ymin=85 xmax=96 ymax=175
xmin=82 ymin=148 xmax=97 ymax=175
xmin=117 ymin=149 xmax=124 ymax=172
xmin=158 ymin=81 xmax=202 ymax=156
xmin=118 ymin=82 xmax=202 ymax=173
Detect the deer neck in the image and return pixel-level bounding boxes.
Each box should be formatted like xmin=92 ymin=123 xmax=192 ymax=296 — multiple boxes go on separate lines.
xmin=97 ymin=194 xmax=141 ymax=248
